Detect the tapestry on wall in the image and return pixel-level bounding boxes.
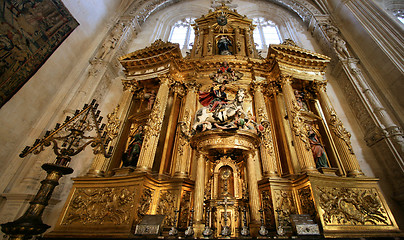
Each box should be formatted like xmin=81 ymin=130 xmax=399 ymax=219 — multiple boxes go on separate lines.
xmin=0 ymin=0 xmax=79 ymax=107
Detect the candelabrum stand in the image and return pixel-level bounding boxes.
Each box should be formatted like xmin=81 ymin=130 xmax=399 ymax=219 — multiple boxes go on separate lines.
xmin=1 ymin=100 xmax=112 ymax=240
xmin=202 ymin=207 xmax=212 ymax=237
xmin=169 ymin=209 xmax=179 ymax=236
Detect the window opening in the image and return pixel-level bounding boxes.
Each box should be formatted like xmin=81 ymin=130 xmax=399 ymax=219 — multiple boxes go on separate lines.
xmin=252 ymin=18 xmax=281 ymax=49
xmin=169 ymin=18 xmax=196 ymax=49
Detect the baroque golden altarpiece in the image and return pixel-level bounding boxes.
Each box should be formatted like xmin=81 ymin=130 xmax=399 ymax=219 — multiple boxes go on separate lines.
xmin=48 ymin=5 xmax=399 ymax=239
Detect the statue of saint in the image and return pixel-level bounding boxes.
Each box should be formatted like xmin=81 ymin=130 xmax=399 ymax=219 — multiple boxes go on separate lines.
xmin=217 ymin=35 xmax=232 ymax=55
xmin=308 ymin=128 xmax=329 ymax=168
xmin=122 ymin=125 xmax=144 ymax=167
xmin=199 ymin=85 xmax=228 ymax=112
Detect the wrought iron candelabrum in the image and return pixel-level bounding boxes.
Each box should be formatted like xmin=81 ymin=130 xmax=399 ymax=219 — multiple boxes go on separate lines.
xmin=1 ymin=100 xmax=112 ymax=240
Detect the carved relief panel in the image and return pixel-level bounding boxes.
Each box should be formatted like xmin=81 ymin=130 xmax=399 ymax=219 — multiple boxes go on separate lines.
xmin=61 ymin=186 xmax=138 ymax=226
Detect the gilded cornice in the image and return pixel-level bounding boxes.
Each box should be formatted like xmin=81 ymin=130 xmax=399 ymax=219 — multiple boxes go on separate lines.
xmin=119 ymin=39 xmax=182 ymax=72
xmin=268 ymin=44 xmax=330 ymax=72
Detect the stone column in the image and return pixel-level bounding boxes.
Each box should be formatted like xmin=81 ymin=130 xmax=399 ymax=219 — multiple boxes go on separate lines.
xmin=194 ymin=152 xmax=206 ymax=223
xmin=174 ymin=82 xmax=198 ymax=178
xmin=314 ymin=81 xmax=364 ymax=177
xmin=280 ymin=75 xmax=317 ymax=173
xmin=136 ymin=76 xmax=170 ymax=172
xmin=246 ymin=152 xmax=261 ymax=224
xmin=345 ymin=59 xmax=404 ymax=154
xmin=251 ymin=82 xmax=278 ymax=178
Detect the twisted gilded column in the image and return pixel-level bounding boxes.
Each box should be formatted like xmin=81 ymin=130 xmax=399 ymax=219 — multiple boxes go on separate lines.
xmin=174 ymin=82 xmax=198 ymax=178
xmin=314 ymin=81 xmax=364 ymax=177
xmin=280 ymin=75 xmax=317 ymax=173
xmin=251 ymin=82 xmax=278 ymax=178
xmin=194 ymin=152 xmax=206 ymax=223
xmin=246 ymin=152 xmax=261 ymax=224
xmin=136 ymin=76 xmax=170 ymax=172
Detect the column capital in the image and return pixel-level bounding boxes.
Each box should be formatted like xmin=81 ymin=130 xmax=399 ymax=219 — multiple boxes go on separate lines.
xmin=185 ymin=80 xmax=201 ymax=93
xmin=279 ymin=74 xmax=293 ymax=86
xmin=313 ymin=80 xmax=328 ymax=93
xmin=250 ymin=81 xmax=267 ymax=92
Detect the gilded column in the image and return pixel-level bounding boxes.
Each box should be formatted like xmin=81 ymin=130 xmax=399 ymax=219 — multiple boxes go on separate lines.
xmin=136 ymin=76 xmax=170 ymax=172
xmin=280 ymin=75 xmax=317 ymax=173
xmin=251 ymin=82 xmax=278 ymax=178
xmin=246 ymin=152 xmax=261 ymax=223
xmin=314 ymin=81 xmax=364 ymax=177
xmin=86 ymin=81 xmax=140 ymax=176
xmin=194 ymin=152 xmax=206 ymax=223
xmin=174 ymin=82 xmax=198 ymax=178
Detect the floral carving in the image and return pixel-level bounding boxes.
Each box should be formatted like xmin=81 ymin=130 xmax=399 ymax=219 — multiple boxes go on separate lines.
xmin=317 ymin=187 xmax=390 ymax=225
xmin=62 ymin=187 xmax=136 ymax=225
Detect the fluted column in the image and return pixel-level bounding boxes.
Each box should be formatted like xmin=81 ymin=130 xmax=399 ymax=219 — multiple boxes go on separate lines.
xmin=314 ymin=81 xmax=364 ymax=177
xmin=194 ymin=152 xmax=206 ymax=223
xmin=136 ymin=76 xmax=170 ymax=172
xmin=246 ymin=152 xmax=261 ymax=223
xmin=280 ymin=75 xmax=317 ymax=173
xmin=251 ymin=82 xmax=278 ymax=178
xmin=174 ymin=82 xmax=198 ymax=178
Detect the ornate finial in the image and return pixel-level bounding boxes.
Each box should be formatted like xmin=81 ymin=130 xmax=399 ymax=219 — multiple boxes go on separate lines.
xmin=211 ymin=0 xmax=237 ymax=9
xmin=282 ymin=38 xmax=297 ymax=47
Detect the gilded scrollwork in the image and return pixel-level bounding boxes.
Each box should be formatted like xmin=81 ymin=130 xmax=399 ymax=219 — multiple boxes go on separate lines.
xmin=261 ymin=190 xmax=275 ymax=229
xmin=290 ymin=101 xmax=311 ymax=150
xmin=329 ymin=109 xmax=354 ymax=154
xmin=273 ymin=190 xmax=296 ymax=227
xmin=157 ymin=190 xmax=176 ymax=227
xmin=142 ymin=98 xmax=162 ymax=149
xmin=298 ymin=186 xmax=316 ymax=220
xmin=62 ymin=187 xmax=135 ymax=225
xmin=137 ymin=188 xmax=153 ymax=219
xmin=105 ymin=104 xmax=121 ymax=140
xmin=317 ymin=187 xmax=390 ymax=225
xmin=179 ymin=191 xmax=191 ymax=228
xmin=177 ymin=109 xmax=192 ymax=156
